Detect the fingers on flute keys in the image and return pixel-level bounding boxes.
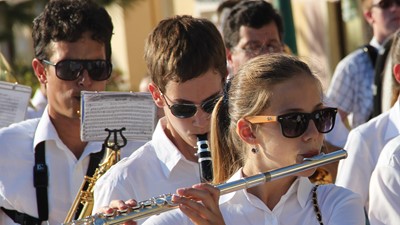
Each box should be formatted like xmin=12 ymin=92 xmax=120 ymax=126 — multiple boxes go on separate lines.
xmin=173 ymin=183 xmax=225 ymax=225
xmin=99 ymin=199 xmax=138 ymax=225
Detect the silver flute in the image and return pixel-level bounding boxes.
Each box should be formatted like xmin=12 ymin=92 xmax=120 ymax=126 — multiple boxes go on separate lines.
xmin=64 ymin=149 xmax=347 ymax=225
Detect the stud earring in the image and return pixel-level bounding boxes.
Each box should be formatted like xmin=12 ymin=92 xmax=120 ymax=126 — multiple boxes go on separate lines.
xmin=251 ymin=147 xmax=258 ymax=154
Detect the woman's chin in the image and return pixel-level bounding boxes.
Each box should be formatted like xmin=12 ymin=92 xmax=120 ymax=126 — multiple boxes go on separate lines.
xmin=297 ymin=168 xmax=317 ymax=178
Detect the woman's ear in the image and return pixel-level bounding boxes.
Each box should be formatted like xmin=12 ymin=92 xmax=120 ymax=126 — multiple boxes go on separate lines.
xmin=148 ymin=83 xmax=164 ymax=108
xmin=393 ymin=64 xmax=400 ymax=84
xmin=226 ymin=47 xmax=233 ymax=65
xmin=236 ymin=118 xmax=258 ymax=145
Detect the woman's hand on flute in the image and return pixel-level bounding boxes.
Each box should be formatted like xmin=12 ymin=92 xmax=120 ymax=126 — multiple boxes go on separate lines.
xmin=172 ymin=183 xmax=226 ymax=225
xmin=97 ymin=199 xmax=138 ymax=225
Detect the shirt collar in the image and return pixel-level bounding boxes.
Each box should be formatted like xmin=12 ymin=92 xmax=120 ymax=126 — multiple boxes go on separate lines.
xmin=385 ymin=99 xmax=400 ymax=141
xmin=153 ymin=118 xmax=196 ymax=178
xmin=370 ymin=37 xmax=386 ymax=53
xmin=219 ymin=169 xmax=243 ymax=204
xmin=32 ymin=107 xmax=103 ymax=156
xmin=219 ymin=168 xmax=314 ymax=209
xmin=33 ymin=107 xmax=59 ymax=150
xmin=296 ymin=177 xmax=314 ymax=208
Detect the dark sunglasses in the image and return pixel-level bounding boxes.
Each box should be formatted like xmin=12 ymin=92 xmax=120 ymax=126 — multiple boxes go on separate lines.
xmin=42 ymin=59 xmax=112 ymax=81
xmin=161 ymin=92 xmax=221 ymax=119
xmin=245 ymin=107 xmax=337 ymax=138
xmin=372 ymin=0 xmax=400 ymax=9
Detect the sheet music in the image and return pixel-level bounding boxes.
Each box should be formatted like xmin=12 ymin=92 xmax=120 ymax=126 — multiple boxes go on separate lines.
xmin=80 ymin=91 xmax=157 ymax=142
xmin=0 ymin=81 xmax=31 ymax=128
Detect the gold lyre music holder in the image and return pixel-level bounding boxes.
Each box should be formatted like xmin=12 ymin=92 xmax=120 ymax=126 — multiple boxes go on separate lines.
xmin=104 ymin=127 xmax=127 ymax=151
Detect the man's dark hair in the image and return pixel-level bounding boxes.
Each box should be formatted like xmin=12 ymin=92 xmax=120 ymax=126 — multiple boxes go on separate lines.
xmin=32 ymin=0 xmax=114 ymax=61
xmin=223 ymin=0 xmax=284 ymax=50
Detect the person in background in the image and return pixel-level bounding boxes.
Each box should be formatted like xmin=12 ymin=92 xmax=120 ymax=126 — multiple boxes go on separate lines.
xmin=327 ymin=0 xmax=400 ymax=129
xmin=222 ymin=0 xmax=284 ymax=77
xmin=368 ymin=29 xmax=400 ymax=225
xmin=142 ymin=54 xmax=365 ymax=225
xmin=336 ymin=23 xmax=400 ymax=225
xmin=215 ymin=0 xmax=241 ymax=35
xmin=0 ymin=0 xmax=139 ymax=224
xmin=93 ymin=15 xmax=227 ymax=225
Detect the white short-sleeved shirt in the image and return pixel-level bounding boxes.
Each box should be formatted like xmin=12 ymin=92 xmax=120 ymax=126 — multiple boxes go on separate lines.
xmin=335 ymin=100 xmax=400 ymax=211
xmin=0 ymin=110 xmax=104 ymax=225
xmin=369 ymin=135 xmax=400 ymax=225
xmin=93 ymin=118 xmax=201 ymax=224
xmin=143 ymin=169 xmax=365 ymax=225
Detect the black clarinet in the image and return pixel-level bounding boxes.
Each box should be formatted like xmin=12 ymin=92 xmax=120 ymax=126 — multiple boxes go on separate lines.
xmin=196 ymin=134 xmax=213 ymax=183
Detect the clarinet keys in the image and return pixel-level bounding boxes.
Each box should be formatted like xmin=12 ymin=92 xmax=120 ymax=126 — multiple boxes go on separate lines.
xmin=196 ymin=134 xmax=213 ymax=183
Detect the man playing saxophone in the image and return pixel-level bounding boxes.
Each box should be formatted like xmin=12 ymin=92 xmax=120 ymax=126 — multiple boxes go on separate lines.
xmin=0 ymin=1 xmax=134 ymax=224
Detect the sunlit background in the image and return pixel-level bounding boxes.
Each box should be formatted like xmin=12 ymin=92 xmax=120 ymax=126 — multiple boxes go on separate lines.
xmin=0 ymin=0 xmax=370 ymax=93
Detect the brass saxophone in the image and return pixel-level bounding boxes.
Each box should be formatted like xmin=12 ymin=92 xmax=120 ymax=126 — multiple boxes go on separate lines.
xmin=63 ymin=128 xmax=127 ymax=223
xmin=63 ymin=149 xmax=347 ymax=225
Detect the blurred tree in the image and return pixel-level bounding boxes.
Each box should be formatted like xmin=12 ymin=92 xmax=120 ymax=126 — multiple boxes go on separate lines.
xmin=0 ymin=0 xmax=46 ymax=67
xmin=0 ymin=0 xmax=141 ymax=67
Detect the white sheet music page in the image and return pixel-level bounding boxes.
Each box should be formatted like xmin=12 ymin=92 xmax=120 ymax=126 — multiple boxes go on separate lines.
xmin=80 ymin=91 xmax=157 ymax=142
xmin=0 ymin=81 xmax=31 ymax=128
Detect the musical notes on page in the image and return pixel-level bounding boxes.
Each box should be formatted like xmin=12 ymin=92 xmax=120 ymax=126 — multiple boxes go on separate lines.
xmin=0 ymin=81 xmax=31 ymax=128
xmin=80 ymin=91 xmax=157 ymax=142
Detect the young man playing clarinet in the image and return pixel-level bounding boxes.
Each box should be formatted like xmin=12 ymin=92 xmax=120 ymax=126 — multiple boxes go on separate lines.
xmin=93 ymin=15 xmax=227 ymax=225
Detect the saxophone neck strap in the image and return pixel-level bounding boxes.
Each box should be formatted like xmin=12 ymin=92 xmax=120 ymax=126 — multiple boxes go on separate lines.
xmin=1 ymin=207 xmax=43 ymax=225
xmin=34 ymin=141 xmax=49 ymax=221
xmin=0 ymin=141 xmax=48 ymax=225
xmin=1 ymin=141 xmax=105 ymax=224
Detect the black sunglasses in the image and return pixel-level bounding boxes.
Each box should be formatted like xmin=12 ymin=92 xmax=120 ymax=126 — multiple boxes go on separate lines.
xmin=372 ymin=0 xmax=400 ymax=9
xmin=245 ymin=108 xmax=337 ymax=138
xmin=161 ymin=92 xmax=221 ymax=119
xmin=42 ymin=59 xmax=112 ymax=81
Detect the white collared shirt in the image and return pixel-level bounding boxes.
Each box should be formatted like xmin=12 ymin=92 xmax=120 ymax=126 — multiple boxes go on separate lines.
xmin=369 ymin=135 xmax=400 ymax=225
xmin=0 ymin=109 xmax=104 ymax=225
xmin=143 ymin=169 xmax=364 ymax=225
xmin=336 ymin=100 xmax=400 ymax=211
xmin=93 ymin=117 xmax=201 ymax=224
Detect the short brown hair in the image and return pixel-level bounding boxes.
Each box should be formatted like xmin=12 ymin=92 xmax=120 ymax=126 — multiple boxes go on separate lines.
xmin=144 ymin=15 xmax=227 ymax=93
